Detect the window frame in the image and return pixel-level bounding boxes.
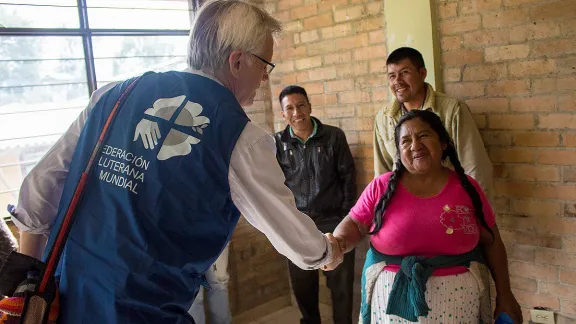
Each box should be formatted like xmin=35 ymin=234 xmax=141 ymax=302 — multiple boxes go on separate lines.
xmin=0 ymin=0 xmax=199 ymax=220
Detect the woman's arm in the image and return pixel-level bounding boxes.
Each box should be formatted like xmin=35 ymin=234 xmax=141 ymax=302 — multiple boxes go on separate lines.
xmin=483 ymin=225 xmax=523 ymax=323
xmin=333 ymin=215 xmax=368 ymax=253
xmin=19 ymin=232 xmax=47 ymax=260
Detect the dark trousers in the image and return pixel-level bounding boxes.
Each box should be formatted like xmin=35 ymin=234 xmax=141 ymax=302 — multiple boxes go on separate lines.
xmin=288 ymin=250 xmax=355 ymax=324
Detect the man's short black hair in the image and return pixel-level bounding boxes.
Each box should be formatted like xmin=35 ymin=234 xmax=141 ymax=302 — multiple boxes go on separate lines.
xmin=386 ymin=47 xmax=426 ymax=70
xmin=279 ymin=85 xmax=309 ymax=107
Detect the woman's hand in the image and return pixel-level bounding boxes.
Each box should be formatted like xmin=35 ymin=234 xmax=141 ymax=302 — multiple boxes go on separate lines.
xmin=494 ymin=290 xmax=523 ymax=324
xmin=323 ymin=233 xmax=345 ymax=271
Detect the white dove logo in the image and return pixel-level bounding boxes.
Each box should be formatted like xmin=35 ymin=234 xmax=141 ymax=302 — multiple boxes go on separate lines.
xmin=133 ymin=95 xmax=210 ymax=160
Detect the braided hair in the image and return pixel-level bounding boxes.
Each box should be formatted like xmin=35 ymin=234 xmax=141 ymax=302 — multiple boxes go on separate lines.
xmin=369 ymin=110 xmax=494 ymax=241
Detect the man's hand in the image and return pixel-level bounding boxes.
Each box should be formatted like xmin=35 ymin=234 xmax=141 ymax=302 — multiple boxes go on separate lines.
xmin=323 ymin=233 xmax=344 ymax=271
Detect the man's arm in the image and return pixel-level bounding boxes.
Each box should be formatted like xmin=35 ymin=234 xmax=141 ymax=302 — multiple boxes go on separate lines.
xmin=335 ymin=130 xmax=356 ymax=214
xmin=11 ymin=83 xmax=118 ymax=259
xmin=373 ymin=111 xmax=394 ymax=177
xmin=229 ymin=123 xmax=340 ymax=270
xmin=452 ymin=102 xmax=494 ymax=201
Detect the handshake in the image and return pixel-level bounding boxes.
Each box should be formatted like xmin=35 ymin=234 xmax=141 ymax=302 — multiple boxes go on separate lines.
xmin=322 ymin=233 xmax=346 ymax=271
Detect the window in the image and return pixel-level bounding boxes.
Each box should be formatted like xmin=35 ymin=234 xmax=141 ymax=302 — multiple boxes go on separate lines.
xmin=0 ymin=0 xmax=196 ymax=219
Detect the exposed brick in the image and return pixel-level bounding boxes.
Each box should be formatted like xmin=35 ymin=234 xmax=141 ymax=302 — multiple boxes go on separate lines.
xmin=356 ymin=103 xmax=381 ymax=117
xmin=443 ymin=68 xmax=461 ymax=82
xmin=369 ymin=59 xmax=386 ymax=73
xmin=299 ymin=29 xmax=319 ymax=43
xmin=485 ymin=44 xmax=530 ymax=62
xmin=558 ymin=57 xmax=576 ymax=75
xmin=290 ymin=3 xmax=318 ymax=19
xmin=510 ymin=276 xmax=537 ymax=292
xmin=503 ymin=0 xmax=542 ymax=5
xmin=326 ymin=79 xmax=355 ymax=92
xmin=352 ymin=44 xmax=387 ymax=60
xmin=354 ymin=17 xmax=382 ymax=32
xmin=438 ymin=2 xmax=458 ymax=18
xmin=443 ymin=50 xmax=485 ymax=68
xmin=463 ymin=64 xmax=508 ymax=81
xmin=307 ymin=40 xmax=336 ymax=56
xmin=274 ymin=60 xmax=295 ymax=74
xmin=295 ymin=70 xmax=310 ymax=83
xmin=334 ymin=5 xmax=365 ymax=22
xmin=320 ymin=23 xmax=353 ymax=39
xmin=509 ymin=59 xmax=556 ymax=77
xmin=538 ymin=150 xmax=576 ymax=165
xmin=339 ymin=117 xmax=373 ymax=131
xmin=336 ymin=62 xmax=369 ymax=78
xmin=474 ymin=115 xmax=487 ymax=129
xmin=510 ymin=96 xmax=556 ymax=112
xmin=460 ymin=0 xmax=502 ymax=14
xmin=489 ymin=147 xmax=535 ymax=163
xmin=444 ymin=82 xmax=485 ymax=98
xmin=536 ymin=249 xmax=576 ymax=270
xmin=509 ymin=22 xmax=561 ymax=42
xmin=294 ymin=56 xmax=322 ymax=70
xmin=490 ymin=114 xmax=534 ymax=129
xmin=565 ymin=133 xmax=576 ymax=147
xmin=535 ymin=184 xmax=576 ymax=200
xmin=368 ymin=30 xmax=385 ymax=44
xmin=301 ymin=82 xmax=324 ymax=94
xmin=279 ymin=45 xmax=307 ymax=61
xmin=559 ymin=94 xmax=576 ymax=111
xmin=335 ymin=33 xmax=369 ymax=50
xmin=307 ymin=66 xmax=337 ymax=81
xmin=372 ymin=89 xmax=387 ymax=101
xmin=533 ymin=39 xmax=576 ymax=57
xmin=482 ymin=8 xmax=529 ymax=28
xmin=513 ymin=131 xmax=560 ymax=147
xmin=506 ymin=245 xmax=536 ymax=262
xmin=325 ymin=105 xmax=355 ymax=117
xmin=303 ymin=13 xmax=334 ymax=29
xmin=355 ymin=76 xmax=386 ymax=88
xmin=539 ymin=114 xmax=576 ymax=129
xmin=509 ymin=261 xmax=558 ymax=280
xmin=309 ymin=93 xmax=337 ymax=106
xmin=533 ymin=77 xmax=576 ymax=93
xmin=504 ymin=164 xmax=561 ymax=182
xmin=530 ymin=0 xmax=576 ymax=21
xmin=518 ymin=233 xmax=562 ymax=249
xmin=511 ymin=199 xmax=563 ymax=217
xmin=494 ymin=181 xmax=535 ymax=198
xmin=466 ymin=98 xmax=509 ymax=113
xmin=568 ymin=203 xmax=576 ymax=217
xmin=480 ymin=131 xmax=512 ymax=145
xmin=441 ymin=36 xmax=462 ymax=51
xmin=283 ymin=20 xmax=303 ymax=32
xmin=462 ymin=30 xmax=510 ymax=47
xmin=540 ymin=282 xmax=576 ymax=301
xmin=439 ymin=15 xmax=481 ymax=35
xmin=323 ymin=51 xmax=352 ymax=65
xmin=317 ymin=0 xmax=348 ymax=13
xmin=513 ymin=289 xmax=560 ymax=310
xmin=365 ymin=2 xmax=382 ymax=15
xmin=338 ymin=90 xmax=371 ymax=104
xmin=278 ymin=0 xmax=303 ymax=11
xmin=487 ymin=80 xmax=530 ymax=96
xmin=273 ymin=10 xmax=291 ymax=22
xmin=561 ymin=269 xmax=576 ymax=286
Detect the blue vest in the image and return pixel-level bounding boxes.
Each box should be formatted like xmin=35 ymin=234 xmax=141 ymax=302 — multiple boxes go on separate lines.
xmin=43 ymin=72 xmax=249 ymax=323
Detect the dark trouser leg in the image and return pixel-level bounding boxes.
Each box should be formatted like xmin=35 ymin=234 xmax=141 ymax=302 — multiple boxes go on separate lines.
xmin=324 ymin=249 xmax=355 ymax=324
xmin=288 ymin=260 xmax=321 ymax=324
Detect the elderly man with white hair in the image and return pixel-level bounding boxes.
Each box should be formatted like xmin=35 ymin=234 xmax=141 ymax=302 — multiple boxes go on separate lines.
xmin=8 ymin=0 xmax=344 ymax=323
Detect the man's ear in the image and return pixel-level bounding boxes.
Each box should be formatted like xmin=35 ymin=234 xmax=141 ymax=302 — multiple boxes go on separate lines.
xmin=419 ymin=67 xmax=428 ymax=80
xmin=228 ymin=50 xmax=243 ymax=79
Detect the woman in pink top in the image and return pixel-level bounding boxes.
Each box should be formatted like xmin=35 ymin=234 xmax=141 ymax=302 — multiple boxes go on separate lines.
xmin=328 ymin=110 xmax=522 ymax=323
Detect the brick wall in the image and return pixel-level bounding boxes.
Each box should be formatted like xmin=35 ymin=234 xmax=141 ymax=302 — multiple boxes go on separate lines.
xmin=257 ymin=0 xmax=576 ymax=321
xmin=437 ymin=0 xmax=576 ymax=319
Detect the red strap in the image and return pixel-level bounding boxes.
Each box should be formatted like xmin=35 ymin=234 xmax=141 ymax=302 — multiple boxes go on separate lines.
xmin=38 ymin=76 xmax=141 ymax=293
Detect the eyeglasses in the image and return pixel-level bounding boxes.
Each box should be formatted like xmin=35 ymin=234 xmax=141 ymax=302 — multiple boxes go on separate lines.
xmin=251 ymin=53 xmax=276 ymax=75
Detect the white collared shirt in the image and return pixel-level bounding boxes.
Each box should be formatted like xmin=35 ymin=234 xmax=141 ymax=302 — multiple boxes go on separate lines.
xmin=11 ymin=69 xmax=333 ymax=270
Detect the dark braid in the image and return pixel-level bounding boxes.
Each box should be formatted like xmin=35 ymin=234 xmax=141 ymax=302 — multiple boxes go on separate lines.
xmin=446 ymin=145 xmax=494 ymax=241
xmin=369 ymin=161 xmax=405 ymax=234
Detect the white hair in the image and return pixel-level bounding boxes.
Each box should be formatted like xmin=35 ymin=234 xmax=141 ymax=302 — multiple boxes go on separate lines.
xmin=187 ymin=0 xmax=282 ymax=73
